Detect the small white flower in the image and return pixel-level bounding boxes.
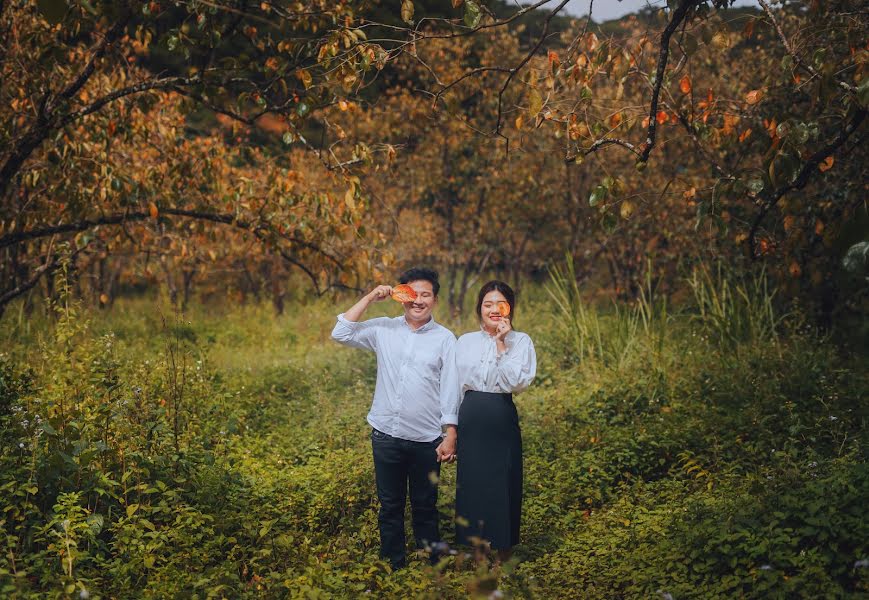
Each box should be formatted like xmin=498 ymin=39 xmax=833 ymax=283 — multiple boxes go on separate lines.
xmin=760 ymin=564 xmax=773 ymax=571
xmin=854 ymin=559 xmax=869 ymax=569
xmin=488 ymin=591 xmax=504 ymax=600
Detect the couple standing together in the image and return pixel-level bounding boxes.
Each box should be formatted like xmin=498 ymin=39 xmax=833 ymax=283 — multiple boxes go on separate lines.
xmin=331 ymin=267 xmax=537 ymax=570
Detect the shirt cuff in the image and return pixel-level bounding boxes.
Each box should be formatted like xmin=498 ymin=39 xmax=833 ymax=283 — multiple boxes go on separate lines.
xmin=441 ymin=414 xmax=459 ymax=427
xmin=336 ymin=313 xmax=359 ymax=328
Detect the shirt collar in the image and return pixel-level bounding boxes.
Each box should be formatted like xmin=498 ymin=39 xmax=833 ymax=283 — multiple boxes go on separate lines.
xmin=401 ymin=314 xmax=436 ymax=333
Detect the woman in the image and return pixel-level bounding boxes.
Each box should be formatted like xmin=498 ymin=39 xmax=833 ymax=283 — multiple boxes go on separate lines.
xmin=454 ymin=280 xmax=537 ymax=561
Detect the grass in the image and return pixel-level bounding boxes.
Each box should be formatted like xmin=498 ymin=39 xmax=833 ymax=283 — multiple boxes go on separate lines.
xmin=0 ymin=273 xmax=867 ymax=598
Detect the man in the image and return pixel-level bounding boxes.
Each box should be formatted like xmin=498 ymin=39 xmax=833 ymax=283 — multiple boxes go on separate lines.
xmin=331 ymin=267 xmax=459 ymax=570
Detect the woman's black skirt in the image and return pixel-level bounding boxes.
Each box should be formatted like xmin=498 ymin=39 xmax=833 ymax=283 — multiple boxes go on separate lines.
xmin=455 ymin=390 xmax=522 ymax=550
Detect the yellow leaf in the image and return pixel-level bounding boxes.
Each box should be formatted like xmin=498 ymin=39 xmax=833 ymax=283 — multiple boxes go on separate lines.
xmin=345 ymin=187 xmax=356 ymax=211
xmin=528 ymin=88 xmax=543 ymax=117
xmin=295 ymin=68 xmax=313 ymax=89
xmin=99 ymin=293 xmax=109 ymax=304
xmin=401 ymin=0 xmax=414 ymax=24
xmin=620 ymin=200 xmax=635 ymax=219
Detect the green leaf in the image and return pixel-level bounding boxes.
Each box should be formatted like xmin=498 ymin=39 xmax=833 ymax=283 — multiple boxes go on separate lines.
xmin=296 ymin=102 xmax=310 ymax=117
xmin=464 ymin=0 xmax=481 ymax=28
xmin=589 ymin=185 xmax=608 ymax=207
xmin=857 ymin=77 xmax=869 ymax=108
xmin=126 ymin=503 xmax=139 ymax=518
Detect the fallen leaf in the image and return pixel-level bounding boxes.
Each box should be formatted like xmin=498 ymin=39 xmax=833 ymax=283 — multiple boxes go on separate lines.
xmin=819 ymin=156 xmax=834 ymax=172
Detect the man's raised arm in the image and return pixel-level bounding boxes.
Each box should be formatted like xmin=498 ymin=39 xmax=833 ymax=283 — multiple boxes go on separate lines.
xmin=330 ymin=285 xmax=393 ymax=350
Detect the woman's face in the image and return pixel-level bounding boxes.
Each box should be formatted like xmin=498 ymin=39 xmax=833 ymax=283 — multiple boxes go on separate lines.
xmin=480 ymin=290 xmax=509 ymax=331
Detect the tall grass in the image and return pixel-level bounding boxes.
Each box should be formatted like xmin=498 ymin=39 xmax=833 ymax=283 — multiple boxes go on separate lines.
xmin=687 ymin=262 xmax=784 ymax=351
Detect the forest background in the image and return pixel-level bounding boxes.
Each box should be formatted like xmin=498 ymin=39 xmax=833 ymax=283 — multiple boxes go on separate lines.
xmin=0 ymin=0 xmax=867 ymax=597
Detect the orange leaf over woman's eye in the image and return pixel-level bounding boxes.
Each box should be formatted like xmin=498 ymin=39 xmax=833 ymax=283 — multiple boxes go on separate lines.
xmin=391 ymin=284 xmax=417 ymax=303
xmin=496 ymin=301 xmax=511 ymax=316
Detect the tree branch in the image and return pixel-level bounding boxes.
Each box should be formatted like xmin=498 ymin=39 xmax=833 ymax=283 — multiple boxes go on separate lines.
xmin=748 ymin=107 xmax=866 ymax=258
xmin=638 ymin=0 xmax=701 ymax=163
xmin=0 ymin=207 xmax=344 ymax=268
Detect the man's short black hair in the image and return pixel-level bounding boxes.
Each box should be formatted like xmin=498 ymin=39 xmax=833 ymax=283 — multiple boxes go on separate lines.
xmin=398 ymin=267 xmax=440 ymax=296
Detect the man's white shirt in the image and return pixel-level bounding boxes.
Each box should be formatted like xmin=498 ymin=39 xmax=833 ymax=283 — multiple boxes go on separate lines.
xmin=331 ymin=313 xmax=460 ymax=442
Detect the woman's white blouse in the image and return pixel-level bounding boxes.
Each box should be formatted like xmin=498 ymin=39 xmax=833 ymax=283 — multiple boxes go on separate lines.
xmin=455 ymin=329 xmax=537 ymax=395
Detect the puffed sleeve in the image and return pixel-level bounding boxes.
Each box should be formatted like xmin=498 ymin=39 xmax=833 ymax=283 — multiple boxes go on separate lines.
xmin=438 ymin=334 xmax=460 ymax=426
xmin=494 ymin=333 xmax=537 ymax=393
xmin=330 ymin=314 xmax=384 ymax=351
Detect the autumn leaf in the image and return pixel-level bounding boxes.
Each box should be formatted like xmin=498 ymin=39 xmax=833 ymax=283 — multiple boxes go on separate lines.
xmin=738 ymin=128 xmax=752 ymax=143
xmin=745 ymin=89 xmax=764 ymax=105
xmin=401 ymin=0 xmax=414 ymax=24
xmin=655 ymin=111 xmax=669 ymax=125
xmin=609 ymin=112 xmax=623 ymax=128
xmin=295 ymin=68 xmax=313 ymax=89
xmin=679 ymin=74 xmax=692 ymax=94
xmin=99 ymin=293 xmax=109 ymax=304
xmin=452 ymin=0 xmax=463 ymax=7
xmin=789 ymin=261 xmax=802 ymax=277
xmin=528 ymin=88 xmax=543 ymax=117
xmin=149 ymin=202 xmax=158 ymax=219
xmin=819 ymin=156 xmax=834 ymax=172
xmin=548 ymin=50 xmax=560 ymax=70
xmin=620 ymin=200 xmax=635 ymax=219
xmin=496 ymin=300 xmax=511 ymax=316
xmin=391 ymin=284 xmax=417 ymax=303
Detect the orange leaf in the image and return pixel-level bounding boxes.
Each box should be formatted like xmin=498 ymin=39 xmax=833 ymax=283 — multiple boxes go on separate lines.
xmin=641 ymin=116 xmax=650 ymax=128
xmin=814 ymin=219 xmax=825 ymax=235
xmin=818 ymin=156 xmax=834 ymax=172
xmin=679 ymin=75 xmax=692 ymax=94
xmin=391 ymin=284 xmax=417 ymax=303
xmin=656 ymin=111 xmax=669 ymax=125
xmin=496 ymin=300 xmax=511 ymax=317
xmin=99 ymin=293 xmax=109 ymax=304
xmin=609 ymin=112 xmax=622 ymax=128
xmin=149 ymin=202 xmax=159 ymax=219
xmin=548 ymin=50 xmax=560 ymax=69
xmin=745 ymin=89 xmax=764 ymax=105
xmin=788 ymin=261 xmax=802 ymax=278
xmin=738 ymin=128 xmax=753 ymax=143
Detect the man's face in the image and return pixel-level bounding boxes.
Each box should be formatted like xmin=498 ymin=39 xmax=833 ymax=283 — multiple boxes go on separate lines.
xmin=402 ymin=279 xmax=436 ymax=324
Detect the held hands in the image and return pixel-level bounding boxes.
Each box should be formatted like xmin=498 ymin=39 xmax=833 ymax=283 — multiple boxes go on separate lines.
xmin=436 ymin=429 xmax=457 ymax=463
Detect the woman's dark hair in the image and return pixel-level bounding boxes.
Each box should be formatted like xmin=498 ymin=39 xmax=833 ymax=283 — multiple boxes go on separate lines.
xmin=399 ymin=267 xmax=440 ymax=296
xmin=475 ymin=280 xmax=516 ymax=321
